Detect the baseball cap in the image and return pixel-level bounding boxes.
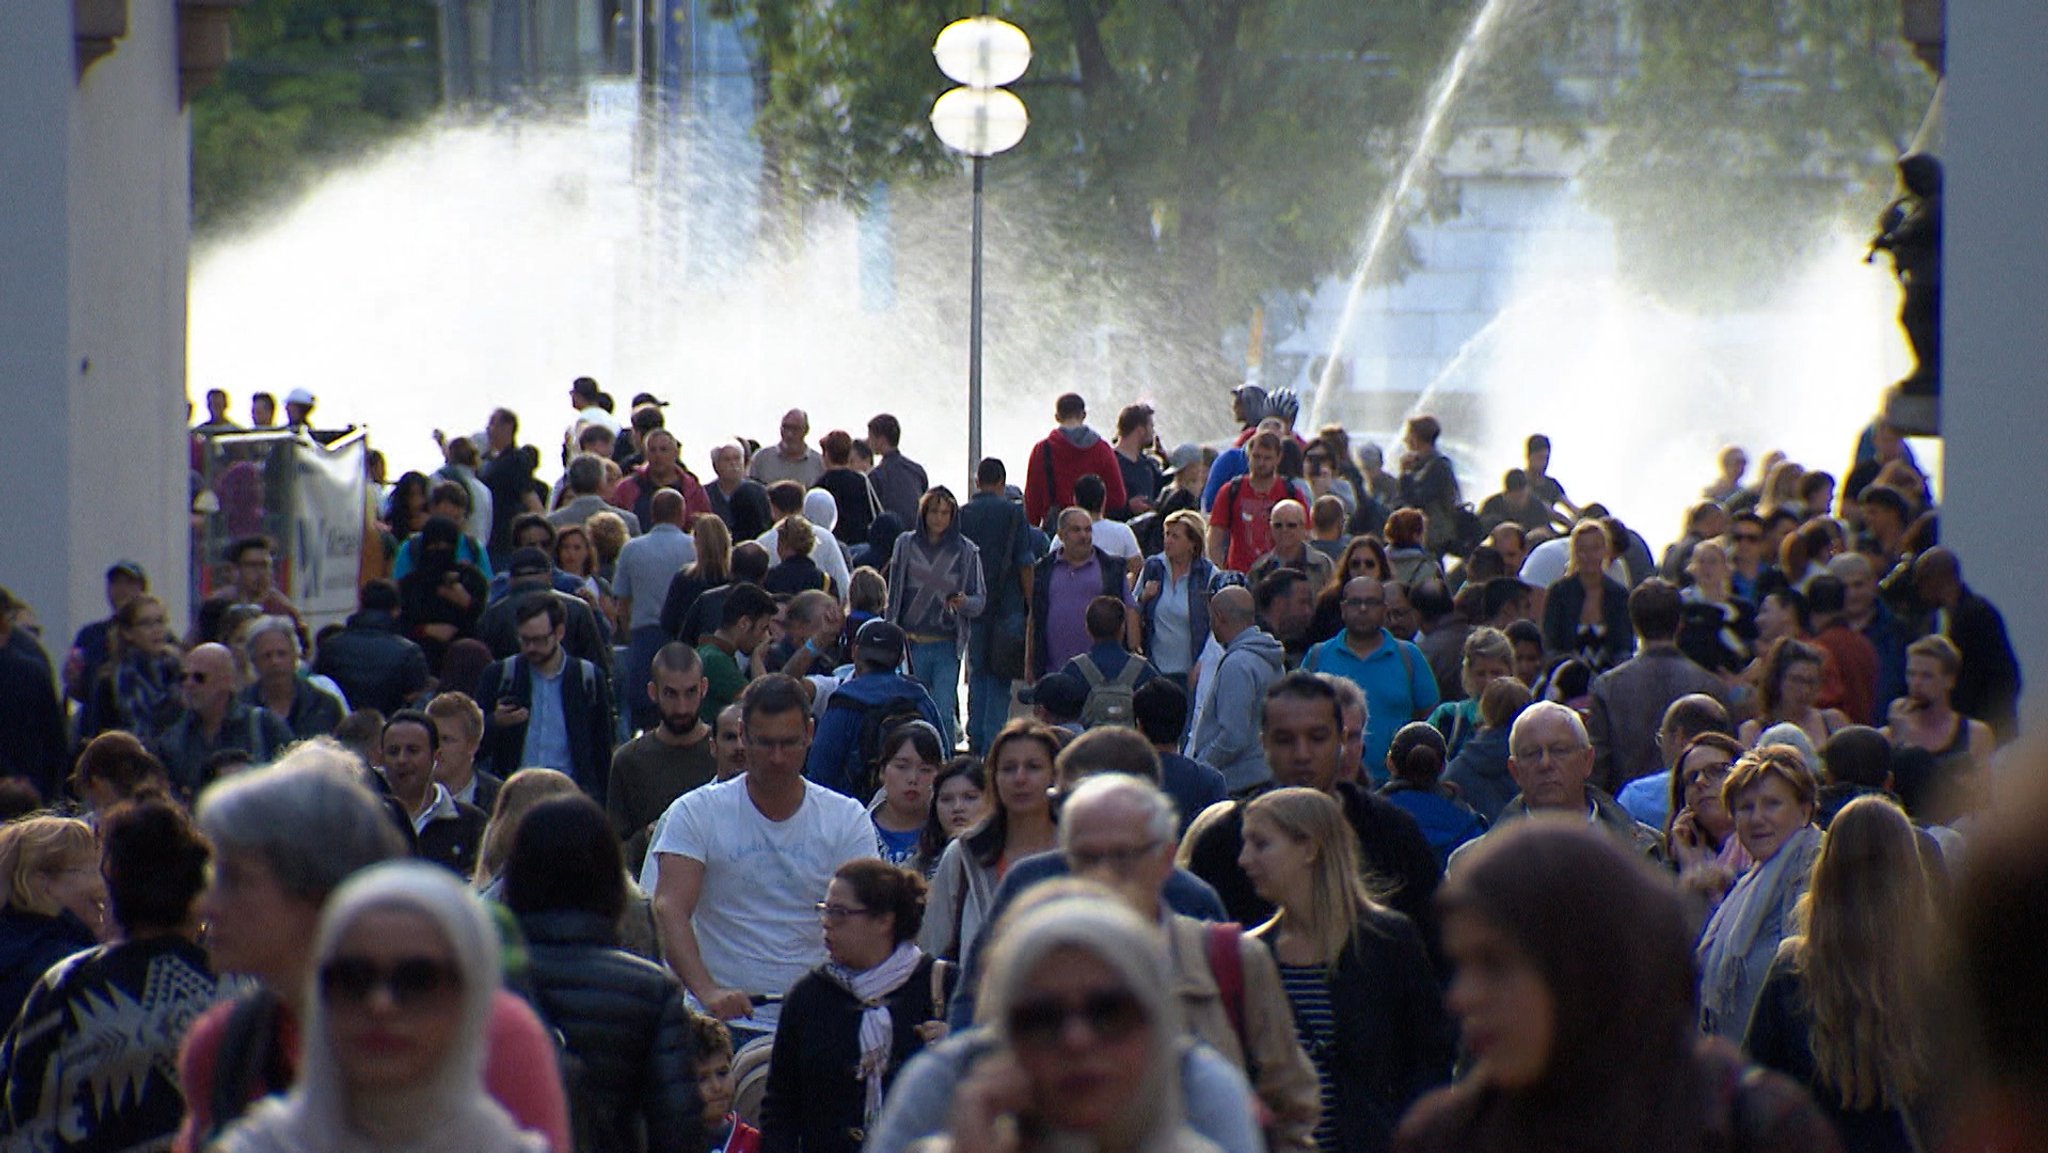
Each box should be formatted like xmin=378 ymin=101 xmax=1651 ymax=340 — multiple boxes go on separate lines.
xmin=630 ymin=392 xmax=669 ymax=408
xmin=854 ymin=618 xmax=907 ymax=663
xmin=1017 ymin=673 xmax=1087 ymax=718
xmin=1166 ymin=442 xmax=1204 ymax=471
xmin=284 ymin=387 xmax=316 ymax=407
xmin=105 ymin=560 xmax=148 ymax=584
xmin=508 ymin=547 xmax=553 ymax=577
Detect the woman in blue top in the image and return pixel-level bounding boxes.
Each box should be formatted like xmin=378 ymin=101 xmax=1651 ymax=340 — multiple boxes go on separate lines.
xmin=1137 ymin=510 xmax=1228 ymax=690
xmin=1424 ymin=627 xmax=1514 ymax=761
xmin=1379 ymin=722 xmax=1486 ymax=868
xmin=867 ymin=722 xmax=945 ymax=873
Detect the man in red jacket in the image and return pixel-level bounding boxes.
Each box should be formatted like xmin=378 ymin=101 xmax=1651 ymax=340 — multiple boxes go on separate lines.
xmin=1024 ymin=393 xmax=1127 ymax=528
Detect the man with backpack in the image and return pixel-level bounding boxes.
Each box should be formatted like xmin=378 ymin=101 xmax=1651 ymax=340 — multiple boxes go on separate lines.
xmin=1054 ymin=596 xmax=1158 ymax=728
xmin=804 ymin=619 xmax=944 ymax=799
xmin=1207 ymin=431 xmax=1312 ymax=574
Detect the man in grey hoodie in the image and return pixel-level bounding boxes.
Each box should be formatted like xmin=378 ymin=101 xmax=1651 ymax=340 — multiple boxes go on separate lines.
xmin=1189 ymin=586 xmax=1287 ymax=792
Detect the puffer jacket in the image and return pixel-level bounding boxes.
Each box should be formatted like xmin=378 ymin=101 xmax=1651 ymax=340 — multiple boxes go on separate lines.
xmin=516 ymin=909 xmax=704 ymax=1153
xmin=761 ymin=955 xmax=943 ymax=1153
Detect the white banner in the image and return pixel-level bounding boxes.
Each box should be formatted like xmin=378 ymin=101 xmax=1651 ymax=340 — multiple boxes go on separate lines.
xmin=290 ymin=434 xmax=367 ymax=633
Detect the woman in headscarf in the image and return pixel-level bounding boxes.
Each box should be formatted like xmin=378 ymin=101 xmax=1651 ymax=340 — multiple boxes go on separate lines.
xmin=886 ymin=487 xmax=986 ymax=750
xmin=763 ymin=860 xmax=947 ymax=1153
xmin=212 ymin=860 xmax=551 ymax=1153
xmin=1394 ymin=821 xmax=1838 ymax=1153
xmin=398 ymin=515 xmax=489 ymax=673
xmin=919 ymin=893 xmax=1218 ymax=1153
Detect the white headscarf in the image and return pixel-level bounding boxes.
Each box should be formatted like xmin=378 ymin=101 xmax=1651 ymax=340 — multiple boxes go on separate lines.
xmin=215 ymin=861 xmax=547 ymax=1153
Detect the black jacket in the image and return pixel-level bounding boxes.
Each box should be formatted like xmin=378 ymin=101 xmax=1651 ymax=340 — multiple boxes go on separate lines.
xmin=312 ymin=610 xmax=430 ymax=715
xmin=518 ymin=909 xmax=705 ymax=1153
xmin=1541 ymin=574 xmax=1635 ymax=670
xmin=476 ymin=587 xmax=618 ymax=685
xmin=761 ymin=955 xmax=941 ymax=1153
xmin=475 ymin=655 xmax=616 ymax=805
xmin=1186 ymin=781 xmax=1443 ymax=967
xmin=1253 ymin=907 xmax=1454 ymax=1153
xmin=0 ymin=906 xmax=99 ymax=1030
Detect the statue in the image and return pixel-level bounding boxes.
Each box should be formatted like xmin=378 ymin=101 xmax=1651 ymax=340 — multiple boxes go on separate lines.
xmin=1868 ymin=153 xmax=1942 ymax=432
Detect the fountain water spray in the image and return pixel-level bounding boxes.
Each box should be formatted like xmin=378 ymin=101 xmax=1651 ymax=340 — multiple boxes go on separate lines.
xmin=1307 ymin=0 xmax=1523 ymax=429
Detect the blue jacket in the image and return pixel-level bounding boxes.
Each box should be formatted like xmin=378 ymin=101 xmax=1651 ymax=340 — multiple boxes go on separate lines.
xmin=1137 ymin=554 xmax=1229 ymax=672
xmin=804 ymin=672 xmax=943 ymax=798
xmin=1380 ymin=781 xmax=1487 ymax=869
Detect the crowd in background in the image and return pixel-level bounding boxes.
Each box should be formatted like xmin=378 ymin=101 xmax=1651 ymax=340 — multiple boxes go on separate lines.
xmin=0 ymin=374 xmax=2032 ymax=1153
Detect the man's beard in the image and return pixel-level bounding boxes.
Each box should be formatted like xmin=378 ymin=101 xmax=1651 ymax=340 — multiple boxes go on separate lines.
xmin=661 ymin=712 xmax=701 ymax=737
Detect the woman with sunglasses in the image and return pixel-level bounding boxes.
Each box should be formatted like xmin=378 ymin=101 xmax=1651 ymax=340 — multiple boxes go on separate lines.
xmin=1309 ymin=538 xmax=1393 ymax=645
xmin=763 ymin=860 xmax=947 ymax=1153
xmin=936 ymin=894 xmax=1212 ymax=1153
xmin=213 ymin=860 xmax=550 ymax=1153
xmin=1395 ymin=821 xmax=1836 ymax=1153
xmin=84 ymin=592 xmax=183 ymax=740
xmin=1238 ymin=788 xmax=1452 ymax=1153
xmin=1667 ymin=734 xmax=1751 ymax=909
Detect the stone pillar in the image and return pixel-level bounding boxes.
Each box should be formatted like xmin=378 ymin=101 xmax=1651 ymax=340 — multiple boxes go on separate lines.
xmin=1943 ymin=0 xmax=2047 ymax=733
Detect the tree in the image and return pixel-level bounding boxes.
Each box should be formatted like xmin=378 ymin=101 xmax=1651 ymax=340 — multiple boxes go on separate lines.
xmin=191 ymin=0 xmax=442 ymax=234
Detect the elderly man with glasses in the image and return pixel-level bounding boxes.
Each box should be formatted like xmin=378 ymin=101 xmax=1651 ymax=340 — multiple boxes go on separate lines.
xmin=1447 ymin=700 xmax=1667 ymax=871
xmin=153 ymin=642 xmax=294 ymax=798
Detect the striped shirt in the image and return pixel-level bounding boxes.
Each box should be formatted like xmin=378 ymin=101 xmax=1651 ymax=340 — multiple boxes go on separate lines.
xmin=1278 ymin=962 xmax=1340 ymax=1153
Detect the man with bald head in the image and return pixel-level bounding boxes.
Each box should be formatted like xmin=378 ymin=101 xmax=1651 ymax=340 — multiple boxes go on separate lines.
xmin=706 ymin=441 xmax=772 ymax=540
xmin=1188 ymin=585 xmax=1286 ymax=792
xmin=1448 ymin=701 xmax=1665 ymax=869
xmin=153 ymin=643 xmax=294 ymax=797
xmin=1830 ymin=552 xmax=1908 ymax=712
xmin=748 ymin=409 xmax=825 ymax=488
xmin=1302 ymin=575 xmax=1438 ymax=782
xmin=1247 ymin=499 xmax=1333 ymax=589
xmin=1913 ymin=547 xmax=2022 ymax=742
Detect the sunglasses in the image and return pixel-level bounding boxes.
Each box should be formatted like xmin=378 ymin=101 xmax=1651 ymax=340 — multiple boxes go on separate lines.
xmin=1007 ymin=988 xmax=1146 ymax=1047
xmin=319 ymin=956 xmax=462 ymax=1009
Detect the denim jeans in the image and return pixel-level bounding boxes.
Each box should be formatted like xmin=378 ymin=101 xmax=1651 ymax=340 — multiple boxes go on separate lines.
xmin=908 ymin=639 xmax=963 ymax=751
xmin=965 ymin=613 xmax=1022 ymax=755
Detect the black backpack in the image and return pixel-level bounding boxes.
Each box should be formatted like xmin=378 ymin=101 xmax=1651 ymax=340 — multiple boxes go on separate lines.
xmin=829 ymin=689 xmax=931 ymax=798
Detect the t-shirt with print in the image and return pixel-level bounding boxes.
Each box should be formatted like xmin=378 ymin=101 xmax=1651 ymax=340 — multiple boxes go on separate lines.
xmin=642 ymin=776 xmax=876 ymax=1026
xmin=873 ymin=820 xmax=921 ymax=867
xmin=1213 ymin=474 xmax=1308 ymax=573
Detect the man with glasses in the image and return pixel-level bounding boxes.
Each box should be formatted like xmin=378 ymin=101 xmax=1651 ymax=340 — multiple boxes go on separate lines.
xmin=645 ymin=674 xmax=876 ymax=1035
xmin=1448 ymin=700 xmax=1666 ymax=870
xmin=475 ymin=596 xmax=616 ymax=804
xmin=1247 ymin=500 xmax=1333 ymax=590
xmin=1301 ymin=576 xmax=1439 ymax=782
xmin=153 ymin=643 xmax=293 ymax=798
xmin=1725 ymin=511 xmax=1769 ymax=602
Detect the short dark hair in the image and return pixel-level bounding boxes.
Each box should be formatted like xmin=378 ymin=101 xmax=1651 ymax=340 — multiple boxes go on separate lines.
xmin=1503 ymin=468 xmax=1529 ymax=491
xmin=428 ymin=480 xmax=470 ymax=511
xmin=1116 ymin=404 xmax=1155 ymax=439
xmin=229 ymin=535 xmax=273 ymax=564
xmin=513 ymin=594 xmax=566 ymax=631
xmin=1252 ymin=568 xmax=1308 ymax=616
xmin=740 ymin=673 xmax=809 ymax=726
xmin=102 ymin=798 xmax=211 ymax=934
xmin=1481 ymin=578 xmax=1532 ymax=622
xmin=767 ymin=481 xmax=806 ymax=516
xmin=511 ymin=513 xmax=556 ymax=548
xmin=1806 ymin=572 xmax=1847 ymax=617
xmin=1660 ymin=694 xmax=1732 ymax=742
xmin=820 ymin=430 xmax=855 ymax=464
xmin=1073 ymin=474 xmax=1107 ymax=514
xmin=651 ymin=642 xmax=702 ymax=678
xmin=731 ymin=543 xmax=773 ymax=583
xmin=1505 ymin=618 xmax=1544 ymax=650
xmin=1262 ymin=670 xmax=1342 ymax=728
xmin=834 ymin=859 xmax=927 ymax=945
xmin=382 ymin=708 xmax=440 ymax=751
xmin=1410 ymin=579 xmax=1454 ymax=622
xmin=1627 ymin=578 xmax=1683 ymax=641
xmin=360 ymin=578 xmax=401 ymax=613
xmin=1858 ymin=485 xmax=1910 ymax=520
xmin=1526 ymin=434 xmax=1551 ymax=455
xmin=1054 ymin=393 xmax=1086 ymax=420
xmin=1053 ymin=727 xmax=1161 ymax=785
xmin=1084 ymin=596 xmax=1125 ymax=641
xmin=504 ymin=795 xmax=626 ymax=922
xmin=1132 ymin=678 xmax=1189 ymax=746
xmin=721 ymin=583 xmax=778 ymax=630
xmin=566 ymin=454 xmax=605 ymax=494
xmin=868 ymin=414 xmax=902 ymax=448
xmin=977 ymin=457 xmax=1007 ymax=488
xmin=1821 ymin=725 xmax=1892 ymax=789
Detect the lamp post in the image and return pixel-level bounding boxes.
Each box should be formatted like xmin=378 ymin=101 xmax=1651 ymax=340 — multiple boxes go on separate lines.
xmin=929 ymin=15 xmax=1030 ymax=479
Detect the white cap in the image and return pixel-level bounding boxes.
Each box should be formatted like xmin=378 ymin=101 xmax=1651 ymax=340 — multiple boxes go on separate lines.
xmin=285 ymin=387 xmax=316 ymax=406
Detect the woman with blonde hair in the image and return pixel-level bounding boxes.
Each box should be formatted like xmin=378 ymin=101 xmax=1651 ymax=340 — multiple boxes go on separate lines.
xmin=213 ymin=861 xmax=551 ymax=1153
xmin=1539 ymin=521 xmax=1631 ymax=671
xmin=1424 ymin=627 xmax=1515 ymax=759
xmin=1697 ymin=745 xmax=1824 ymax=1041
xmin=1745 ymin=795 xmax=1943 ymax=1151
xmin=0 ymin=816 xmax=107 ymax=1025
xmin=928 ymin=894 xmax=1214 ymax=1153
xmin=1137 ymin=509 xmax=1227 ymax=689
xmin=1238 ymin=787 xmax=1452 ymax=1153
xmin=658 ymin=514 xmax=735 ymax=640
xmin=86 ymin=592 xmax=183 ymax=739
xmin=472 ymin=768 xmax=584 ymax=894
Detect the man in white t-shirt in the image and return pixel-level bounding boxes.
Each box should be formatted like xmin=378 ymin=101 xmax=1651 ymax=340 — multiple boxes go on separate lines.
xmin=645 ymin=673 xmax=876 ymax=1032
xmin=1074 ymin=473 xmax=1143 ymax=582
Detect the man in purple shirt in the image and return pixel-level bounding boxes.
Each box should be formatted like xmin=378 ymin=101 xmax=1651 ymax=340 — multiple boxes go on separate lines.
xmin=1028 ymin=508 xmax=1132 ymax=681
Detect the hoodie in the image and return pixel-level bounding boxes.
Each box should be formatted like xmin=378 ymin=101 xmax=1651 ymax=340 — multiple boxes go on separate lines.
xmin=1024 ymin=425 xmax=1128 ymax=526
xmin=1441 ymin=724 xmax=1517 ymax=823
xmin=885 ymin=518 xmax=987 ymax=647
xmin=1190 ymin=625 xmax=1287 ymax=792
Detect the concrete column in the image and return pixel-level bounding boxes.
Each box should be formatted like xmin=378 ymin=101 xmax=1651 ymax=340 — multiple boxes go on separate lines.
xmin=1943 ymin=0 xmax=2048 ymax=732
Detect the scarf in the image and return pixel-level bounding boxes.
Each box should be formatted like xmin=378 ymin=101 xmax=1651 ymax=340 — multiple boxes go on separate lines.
xmin=1697 ymin=823 xmax=1821 ymax=1036
xmin=821 ymin=941 xmax=923 ymax=1128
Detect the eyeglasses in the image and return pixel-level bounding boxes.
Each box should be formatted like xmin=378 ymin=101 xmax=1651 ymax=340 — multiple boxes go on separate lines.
xmin=1732 ymin=533 xmax=1763 ymax=543
xmin=815 ymin=902 xmax=873 ymax=923
xmin=1007 ymin=989 xmax=1147 ymax=1047
xmin=1341 ymin=598 xmax=1384 ymax=609
xmin=319 ymin=956 xmax=462 ymax=1009
xmin=1270 ymin=520 xmax=1305 ymax=529
xmin=1065 ymin=841 xmax=1162 ymax=871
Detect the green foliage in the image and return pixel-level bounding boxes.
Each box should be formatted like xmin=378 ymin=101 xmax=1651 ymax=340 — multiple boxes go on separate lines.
xmin=1581 ymin=0 xmax=1935 ymax=307
xmin=190 ymin=0 xmax=442 ymax=234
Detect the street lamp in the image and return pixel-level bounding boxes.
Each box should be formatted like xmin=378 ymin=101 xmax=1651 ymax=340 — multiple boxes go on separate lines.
xmin=929 ymin=15 xmax=1030 ymax=480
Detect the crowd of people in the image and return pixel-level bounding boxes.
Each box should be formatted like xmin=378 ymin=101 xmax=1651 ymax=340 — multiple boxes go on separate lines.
xmin=0 ymin=376 xmax=2034 ymax=1153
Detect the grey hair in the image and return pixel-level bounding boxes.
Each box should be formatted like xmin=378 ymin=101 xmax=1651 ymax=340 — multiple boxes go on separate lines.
xmin=1509 ymin=700 xmax=1590 ymax=751
xmin=1826 ymin=552 xmax=1873 ymax=581
xmin=243 ymin=614 xmax=302 ymax=658
xmin=1320 ymin=672 xmax=1367 ymax=720
xmin=1060 ymin=773 xmax=1178 ymax=850
xmin=195 ymin=739 xmax=406 ymax=902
